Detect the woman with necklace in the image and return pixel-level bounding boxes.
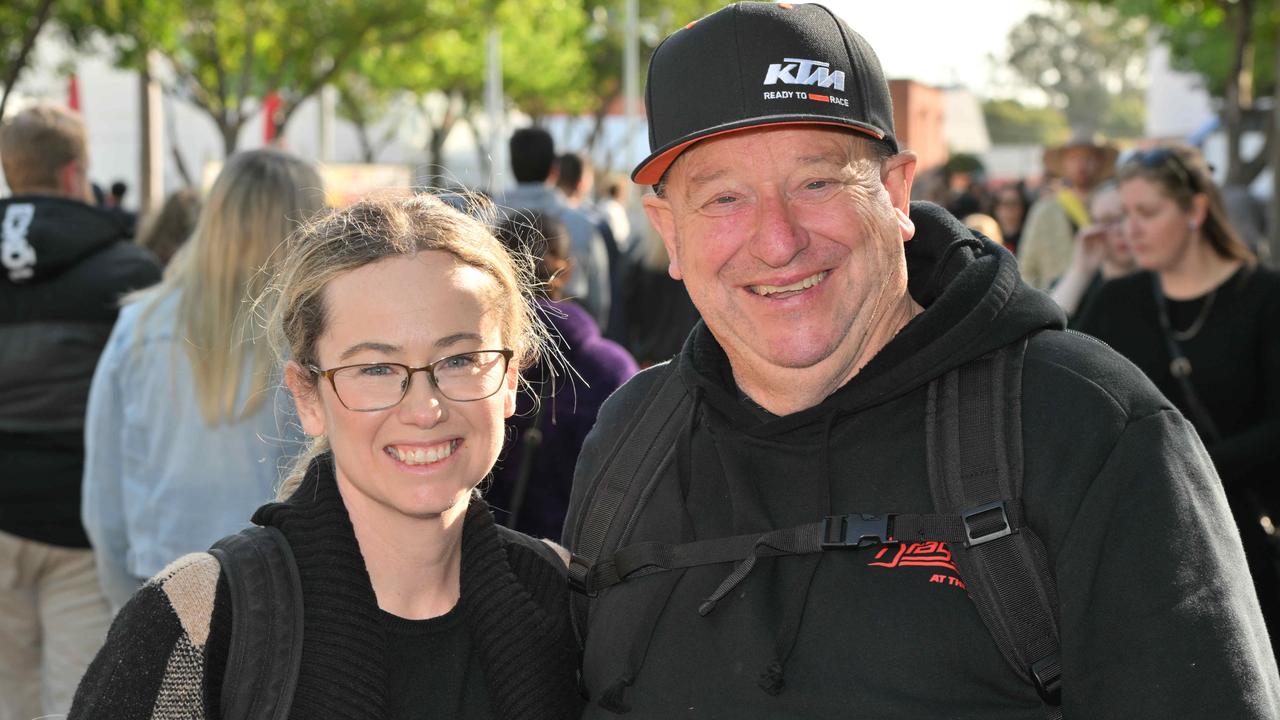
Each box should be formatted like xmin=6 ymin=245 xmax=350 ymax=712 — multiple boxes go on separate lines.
xmin=1076 ymin=144 xmax=1280 ymax=649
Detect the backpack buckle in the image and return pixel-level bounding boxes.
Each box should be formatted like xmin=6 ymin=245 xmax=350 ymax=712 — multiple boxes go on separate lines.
xmin=822 ymin=514 xmax=893 ymax=549
xmin=962 ymin=501 xmax=1013 ymax=547
xmin=567 ymin=553 xmax=596 ymax=596
xmin=1030 ymin=653 xmax=1063 ymax=706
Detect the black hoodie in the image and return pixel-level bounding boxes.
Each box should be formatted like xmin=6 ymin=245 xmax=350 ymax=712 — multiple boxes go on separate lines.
xmin=0 ymin=195 xmax=160 ymax=547
xmin=566 ymin=203 xmax=1279 ymax=718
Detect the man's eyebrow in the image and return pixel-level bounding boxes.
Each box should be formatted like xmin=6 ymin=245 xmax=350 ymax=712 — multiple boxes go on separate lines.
xmin=684 ymin=168 xmax=728 ymax=194
xmin=796 ymin=151 xmax=849 ymax=168
xmin=338 ymin=341 xmax=400 ymax=362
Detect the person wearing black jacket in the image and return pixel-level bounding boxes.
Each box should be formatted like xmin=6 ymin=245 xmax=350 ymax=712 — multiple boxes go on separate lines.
xmin=0 ymin=103 xmax=160 ymax=720
xmin=1076 ymin=144 xmax=1280 ymax=656
xmin=562 ymin=4 xmax=1279 ymax=718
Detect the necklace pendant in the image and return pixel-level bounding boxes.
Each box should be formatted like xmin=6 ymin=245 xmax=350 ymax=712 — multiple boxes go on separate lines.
xmin=1170 ymin=357 xmax=1193 ymax=378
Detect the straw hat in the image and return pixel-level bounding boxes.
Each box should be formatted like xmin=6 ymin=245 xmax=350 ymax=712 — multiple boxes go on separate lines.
xmin=1043 ymin=131 xmax=1118 ymax=182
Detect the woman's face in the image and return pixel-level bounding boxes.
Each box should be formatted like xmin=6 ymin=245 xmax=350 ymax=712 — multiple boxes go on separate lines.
xmin=1088 ymin=188 xmax=1134 ymax=271
xmin=290 ymin=251 xmax=517 ymax=523
xmin=1119 ymin=177 xmax=1203 ymax=273
xmin=994 ymin=188 xmax=1025 ymax=232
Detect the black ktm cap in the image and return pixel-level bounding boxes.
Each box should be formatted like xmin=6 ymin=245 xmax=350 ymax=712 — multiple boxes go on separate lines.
xmin=632 ymin=2 xmax=897 ymax=185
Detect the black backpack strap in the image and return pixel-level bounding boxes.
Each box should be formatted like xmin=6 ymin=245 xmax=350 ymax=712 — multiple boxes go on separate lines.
xmin=566 ymin=363 xmax=693 ymax=635
xmin=209 ymin=526 xmax=305 ymax=720
xmin=926 ymin=339 xmax=1063 ymax=716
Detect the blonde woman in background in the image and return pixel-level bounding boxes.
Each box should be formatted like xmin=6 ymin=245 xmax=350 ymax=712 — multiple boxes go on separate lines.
xmin=81 ymin=149 xmax=325 ymax=612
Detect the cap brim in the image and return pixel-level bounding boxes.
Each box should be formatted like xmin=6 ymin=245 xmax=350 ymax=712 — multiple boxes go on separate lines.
xmin=631 ymin=116 xmax=888 ymax=185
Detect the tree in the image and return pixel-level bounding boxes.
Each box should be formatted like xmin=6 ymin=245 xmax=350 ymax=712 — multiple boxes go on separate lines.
xmin=61 ymin=0 xmax=428 ymax=155
xmin=1005 ymin=1 xmax=1148 ymax=137
xmin=331 ymin=0 xmax=594 ymax=185
xmin=0 ymin=0 xmax=58 ymax=120
xmin=982 ymin=99 xmax=1070 ymax=146
xmin=1099 ymin=0 xmax=1276 ymax=185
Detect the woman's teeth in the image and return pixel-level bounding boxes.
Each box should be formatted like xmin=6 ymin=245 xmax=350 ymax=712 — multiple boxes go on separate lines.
xmin=388 ymin=440 xmax=458 ymax=466
xmin=750 ymin=270 xmax=828 ymax=297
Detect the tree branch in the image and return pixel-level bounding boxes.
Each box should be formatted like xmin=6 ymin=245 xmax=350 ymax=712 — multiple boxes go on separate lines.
xmin=0 ymin=0 xmax=57 ymax=120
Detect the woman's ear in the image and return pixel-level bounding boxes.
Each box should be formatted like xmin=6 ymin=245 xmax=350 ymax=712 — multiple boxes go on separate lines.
xmin=502 ymin=362 xmax=519 ymax=419
xmin=285 ymin=361 xmax=326 ymax=437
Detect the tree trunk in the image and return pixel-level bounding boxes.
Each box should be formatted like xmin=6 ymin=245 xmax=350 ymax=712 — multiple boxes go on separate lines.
xmin=1223 ymin=0 xmax=1255 ymax=187
xmin=220 ymin=116 xmax=240 ymax=157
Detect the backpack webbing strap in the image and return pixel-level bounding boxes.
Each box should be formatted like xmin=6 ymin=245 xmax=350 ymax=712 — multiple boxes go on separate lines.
xmin=567 ymin=365 xmax=692 ymax=635
xmin=926 ymin=340 xmax=1063 ymax=716
xmin=582 ymin=506 xmax=1028 ymax=593
xmin=209 ymin=526 xmax=305 ymax=720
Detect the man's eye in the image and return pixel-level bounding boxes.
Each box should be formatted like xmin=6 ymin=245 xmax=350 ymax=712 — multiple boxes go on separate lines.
xmin=709 ymin=195 xmax=737 ymax=205
xmin=806 ymin=180 xmax=830 ymax=191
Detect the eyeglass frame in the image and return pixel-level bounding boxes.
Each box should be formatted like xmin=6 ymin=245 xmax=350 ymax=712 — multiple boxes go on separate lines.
xmin=307 ymin=348 xmax=515 ymax=412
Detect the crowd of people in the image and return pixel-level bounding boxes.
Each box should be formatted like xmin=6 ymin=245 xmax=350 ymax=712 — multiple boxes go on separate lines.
xmin=1 ymin=2 xmax=1278 ymax=719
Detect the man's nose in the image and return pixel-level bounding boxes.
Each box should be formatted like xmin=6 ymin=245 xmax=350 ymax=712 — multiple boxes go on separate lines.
xmin=750 ymin=191 xmax=808 ymax=268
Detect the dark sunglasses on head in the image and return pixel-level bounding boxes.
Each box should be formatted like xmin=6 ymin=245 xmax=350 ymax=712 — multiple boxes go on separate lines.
xmin=1128 ymin=147 xmax=1201 ymax=192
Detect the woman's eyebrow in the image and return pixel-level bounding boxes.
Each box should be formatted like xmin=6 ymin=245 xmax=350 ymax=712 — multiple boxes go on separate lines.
xmin=435 ymin=332 xmax=484 ymax=349
xmin=338 ymin=341 xmax=400 ymax=362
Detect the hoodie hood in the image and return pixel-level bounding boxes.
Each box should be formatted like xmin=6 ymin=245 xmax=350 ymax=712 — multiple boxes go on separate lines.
xmin=680 ymin=201 xmax=1065 ymax=434
xmin=0 ymin=195 xmax=132 ymax=284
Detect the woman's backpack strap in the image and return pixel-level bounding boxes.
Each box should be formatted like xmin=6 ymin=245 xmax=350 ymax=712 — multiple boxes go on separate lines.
xmin=208 ymin=525 xmax=304 ymax=720
xmin=566 ymin=363 xmax=693 ymax=635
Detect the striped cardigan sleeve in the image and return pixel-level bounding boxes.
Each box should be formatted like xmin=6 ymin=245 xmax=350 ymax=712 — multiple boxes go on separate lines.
xmin=69 ymin=552 xmax=224 ymax=720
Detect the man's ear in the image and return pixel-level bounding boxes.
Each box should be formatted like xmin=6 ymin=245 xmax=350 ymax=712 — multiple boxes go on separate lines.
xmin=59 ymin=161 xmax=88 ymax=202
xmin=285 ymin=361 xmax=326 ymax=437
xmin=882 ymin=151 xmax=918 ymax=243
xmin=642 ymin=193 xmax=682 ymax=280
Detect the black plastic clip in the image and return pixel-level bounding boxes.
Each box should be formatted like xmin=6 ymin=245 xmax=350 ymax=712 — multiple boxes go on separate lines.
xmin=567 ymin=553 xmax=595 ymax=596
xmin=1030 ymin=653 xmax=1063 ymax=706
xmin=962 ymin=501 xmax=1013 ymax=547
xmin=821 ymin=513 xmax=893 ymax=549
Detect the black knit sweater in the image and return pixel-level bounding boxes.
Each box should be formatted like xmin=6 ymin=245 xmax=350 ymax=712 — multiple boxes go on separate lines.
xmin=69 ymin=454 xmax=582 ymax=719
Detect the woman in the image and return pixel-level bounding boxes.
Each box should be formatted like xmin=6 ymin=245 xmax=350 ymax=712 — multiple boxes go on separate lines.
xmin=489 ymin=211 xmax=637 ymax=539
xmin=990 ymin=182 xmax=1029 ymax=254
xmin=1048 ymin=181 xmax=1136 ymax=321
xmin=83 ymin=149 xmax=324 ymax=612
xmin=1075 ymin=144 xmax=1280 ymax=647
xmin=70 ymin=194 xmax=581 ymax=719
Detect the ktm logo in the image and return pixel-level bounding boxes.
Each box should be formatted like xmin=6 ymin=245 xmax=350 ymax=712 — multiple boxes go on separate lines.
xmin=763 ymin=58 xmax=846 ymax=91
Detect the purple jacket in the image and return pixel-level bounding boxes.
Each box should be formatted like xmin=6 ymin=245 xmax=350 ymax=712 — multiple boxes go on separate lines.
xmin=487 ymin=299 xmax=638 ymax=539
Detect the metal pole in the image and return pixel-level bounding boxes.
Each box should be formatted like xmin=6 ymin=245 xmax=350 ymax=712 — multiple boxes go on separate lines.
xmin=624 ymin=0 xmax=640 ymax=207
xmin=486 ymin=27 xmax=506 ymax=194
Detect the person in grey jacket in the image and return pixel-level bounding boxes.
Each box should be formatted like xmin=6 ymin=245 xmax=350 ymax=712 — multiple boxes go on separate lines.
xmin=500 ymin=127 xmax=612 ymax=329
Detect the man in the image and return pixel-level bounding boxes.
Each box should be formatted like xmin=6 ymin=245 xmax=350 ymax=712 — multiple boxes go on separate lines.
xmin=0 ymin=103 xmax=160 ymax=720
xmin=502 ymin=128 xmax=612 ymax=328
xmin=563 ymin=4 xmax=1279 ymax=718
xmin=1018 ymin=132 xmax=1118 ymax=289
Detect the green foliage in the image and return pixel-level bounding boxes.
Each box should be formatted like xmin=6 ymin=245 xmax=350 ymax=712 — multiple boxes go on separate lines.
xmin=1104 ymin=0 xmax=1277 ymax=98
xmin=60 ymin=0 xmax=430 ymax=152
xmin=1005 ymin=0 xmax=1147 ymax=135
xmin=0 ymin=0 xmax=58 ymax=118
xmin=983 ymin=99 xmax=1071 ymax=145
